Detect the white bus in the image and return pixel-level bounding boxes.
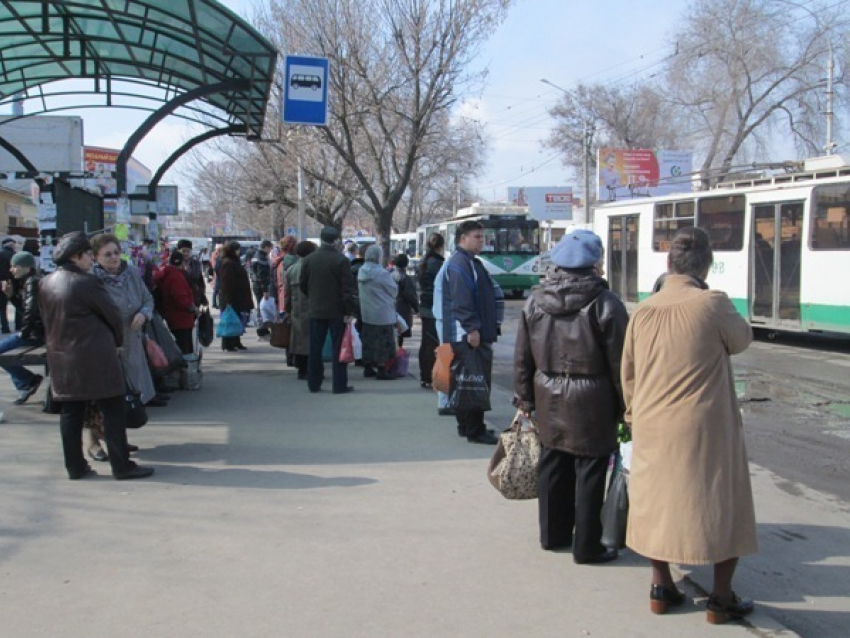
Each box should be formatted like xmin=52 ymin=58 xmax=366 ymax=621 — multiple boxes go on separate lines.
xmin=592 ymin=156 xmax=850 ymax=334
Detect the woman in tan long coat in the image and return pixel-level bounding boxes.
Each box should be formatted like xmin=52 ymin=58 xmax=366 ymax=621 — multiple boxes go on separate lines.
xmin=622 ymin=227 xmax=757 ymax=624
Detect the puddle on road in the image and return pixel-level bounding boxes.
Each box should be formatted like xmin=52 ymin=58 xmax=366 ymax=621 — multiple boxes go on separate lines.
xmin=735 ymin=372 xmax=850 ymax=426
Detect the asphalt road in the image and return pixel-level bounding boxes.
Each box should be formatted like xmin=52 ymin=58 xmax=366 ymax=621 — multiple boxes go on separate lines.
xmin=491 ymin=298 xmax=850 ymax=503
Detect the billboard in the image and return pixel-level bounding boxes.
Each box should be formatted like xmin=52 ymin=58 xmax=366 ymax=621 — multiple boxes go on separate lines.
xmin=83 ymin=147 xmax=151 ymax=223
xmin=508 ymin=186 xmax=573 ymax=221
xmin=0 ymin=115 xmax=84 ymax=173
xmin=597 ymin=149 xmax=692 ymax=201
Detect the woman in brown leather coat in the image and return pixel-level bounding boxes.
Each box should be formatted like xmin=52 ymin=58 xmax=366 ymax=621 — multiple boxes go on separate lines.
xmin=39 ymin=232 xmax=154 ymax=481
xmin=513 ymin=230 xmax=628 ymax=564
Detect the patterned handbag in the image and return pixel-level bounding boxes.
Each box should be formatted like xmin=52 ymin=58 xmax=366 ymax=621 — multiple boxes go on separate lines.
xmin=487 ymin=410 xmax=541 ymax=500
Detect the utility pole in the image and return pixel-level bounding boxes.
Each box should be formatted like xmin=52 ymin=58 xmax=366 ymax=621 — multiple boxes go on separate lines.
xmin=297 ymin=160 xmax=305 ymax=240
xmin=584 ymin=123 xmax=593 ymax=225
xmin=825 ymin=42 xmax=837 ymax=156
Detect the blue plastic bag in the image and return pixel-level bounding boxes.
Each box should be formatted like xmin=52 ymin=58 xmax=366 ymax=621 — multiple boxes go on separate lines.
xmin=216 ymin=305 xmax=244 ymax=338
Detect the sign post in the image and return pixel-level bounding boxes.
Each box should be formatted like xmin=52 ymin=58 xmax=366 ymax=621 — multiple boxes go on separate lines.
xmin=282 ymin=55 xmax=330 ymax=126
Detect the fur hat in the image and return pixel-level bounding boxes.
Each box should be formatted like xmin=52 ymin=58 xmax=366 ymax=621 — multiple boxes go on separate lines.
xmin=53 ymin=232 xmax=92 ymax=265
xmin=550 ymin=230 xmax=603 ymax=269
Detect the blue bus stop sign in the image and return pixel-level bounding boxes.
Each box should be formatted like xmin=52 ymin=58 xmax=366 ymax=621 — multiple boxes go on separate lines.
xmin=282 ymin=55 xmax=329 ymax=126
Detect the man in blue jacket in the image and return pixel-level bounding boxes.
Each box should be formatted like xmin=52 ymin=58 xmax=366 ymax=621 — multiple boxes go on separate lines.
xmin=439 ymin=221 xmax=500 ymax=444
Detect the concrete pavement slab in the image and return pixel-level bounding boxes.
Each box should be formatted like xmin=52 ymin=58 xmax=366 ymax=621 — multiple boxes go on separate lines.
xmin=0 ymin=334 xmax=808 ymax=637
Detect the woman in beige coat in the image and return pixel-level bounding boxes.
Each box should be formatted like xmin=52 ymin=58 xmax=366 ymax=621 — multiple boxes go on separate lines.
xmin=622 ymin=227 xmax=757 ymax=623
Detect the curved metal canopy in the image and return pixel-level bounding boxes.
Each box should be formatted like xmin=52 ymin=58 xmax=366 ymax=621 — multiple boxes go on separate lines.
xmin=0 ymin=0 xmax=277 ymax=138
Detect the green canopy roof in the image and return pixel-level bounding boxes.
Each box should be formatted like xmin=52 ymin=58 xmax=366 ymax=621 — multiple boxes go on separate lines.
xmin=0 ymin=0 xmax=277 ymax=137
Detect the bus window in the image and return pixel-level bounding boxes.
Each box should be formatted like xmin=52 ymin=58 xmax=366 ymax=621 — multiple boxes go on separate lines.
xmin=810 ymin=184 xmax=850 ymax=250
xmin=482 ymin=227 xmax=497 ymax=252
xmin=653 ymin=201 xmax=694 ymax=251
xmin=698 ymin=195 xmax=745 ymax=251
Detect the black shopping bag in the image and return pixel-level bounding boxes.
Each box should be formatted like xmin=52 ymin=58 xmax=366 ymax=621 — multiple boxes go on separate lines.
xmin=600 ymin=468 xmax=629 ymax=549
xmin=447 ymin=343 xmax=491 ymax=412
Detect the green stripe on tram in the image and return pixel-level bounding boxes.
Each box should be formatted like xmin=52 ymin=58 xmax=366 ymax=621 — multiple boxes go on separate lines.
xmin=633 ymin=294 xmax=850 ymax=333
xmin=802 ymin=304 xmax=850 ymax=331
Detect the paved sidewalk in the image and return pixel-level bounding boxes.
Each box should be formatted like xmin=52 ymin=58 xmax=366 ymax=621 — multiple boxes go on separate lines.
xmin=0 ymin=332 xmax=811 ymax=637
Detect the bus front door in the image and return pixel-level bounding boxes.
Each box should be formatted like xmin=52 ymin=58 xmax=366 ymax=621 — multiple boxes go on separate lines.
xmin=608 ymin=215 xmax=639 ymax=303
xmin=751 ymin=202 xmax=803 ymax=328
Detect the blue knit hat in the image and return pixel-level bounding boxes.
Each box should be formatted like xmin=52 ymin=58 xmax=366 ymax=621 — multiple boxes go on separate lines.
xmin=550 ymin=230 xmax=603 ymax=269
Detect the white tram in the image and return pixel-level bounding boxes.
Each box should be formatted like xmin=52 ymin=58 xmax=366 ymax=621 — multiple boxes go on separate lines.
xmin=592 ymin=156 xmax=850 ymax=334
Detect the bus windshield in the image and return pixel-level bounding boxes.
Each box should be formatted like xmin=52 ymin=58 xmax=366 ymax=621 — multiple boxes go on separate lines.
xmin=480 ymin=220 xmax=539 ymax=253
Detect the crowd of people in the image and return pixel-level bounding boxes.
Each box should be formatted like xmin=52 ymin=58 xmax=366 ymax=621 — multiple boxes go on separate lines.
xmin=2 ymin=222 xmax=758 ymax=624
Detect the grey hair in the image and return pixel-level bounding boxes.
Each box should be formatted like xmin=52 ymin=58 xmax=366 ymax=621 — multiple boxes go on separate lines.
xmin=365 ymin=244 xmax=383 ymax=263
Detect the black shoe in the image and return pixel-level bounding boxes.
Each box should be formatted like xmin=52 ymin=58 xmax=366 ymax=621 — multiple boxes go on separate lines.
xmin=127 ymin=444 xmax=139 ymax=453
xmin=154 ymin=393 xmax=171 ymax=402
xmin=69 ymin=464 xmax=95 ymax=480
xmin=333 ymin=386 xmax=354 ymax=394
xmin=364 ymin=367 xmax=377 ymax=378
xmin=309 ymin=387 xmax=323 ymax=393
xmin=375 ymin=370 xmax=395 ymax=380
xmin=114 ymin=465 xmax=155 ymax=480
xmin=88 ymin=448 xmax=109 ymax=462
xmin=297 ymin=373 xmax=308 ymax=380
xmin=574 ymin=549 xmax=618 ymax=565
xmin=146 ymin=397 xmax=168 ymax=407
xmin=13 ymin=375 xmax=44 ymax=405
xmin=650 ymin=584 xmax=686 ymax=614
xmin=420 ymin=381 xmax=432 ymax=389
xmin=541 ymin=540 xmax=572 ymax=551
xmin=438 ymin=408 xmax=456 ymax=417
xmin=467 ymin=431 xmax=498 ymax=445
xmin=223 ymin=347 xmax=239 ymax=352
xmin=235 ymin=343 xmax=248 ymax=350
xmin=706 ymin=593 xmax=754 ymax=624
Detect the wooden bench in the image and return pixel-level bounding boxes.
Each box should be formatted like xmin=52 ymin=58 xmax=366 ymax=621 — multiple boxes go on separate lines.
xmin=0 ymin=344 xmax=48 ymax=370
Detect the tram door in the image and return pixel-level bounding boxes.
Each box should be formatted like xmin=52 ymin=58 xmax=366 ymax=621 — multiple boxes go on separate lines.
xmin=750 ymin=202 xmax=803 ymax=327
xmin=608 ymin=215 xmax=639 ymax=303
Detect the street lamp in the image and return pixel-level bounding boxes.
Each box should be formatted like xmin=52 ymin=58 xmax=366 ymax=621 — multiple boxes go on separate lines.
xmin=540 ymin=78 xmax=594 ymax=223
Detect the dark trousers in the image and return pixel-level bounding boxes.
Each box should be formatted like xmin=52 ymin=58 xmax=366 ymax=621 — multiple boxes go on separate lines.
xmin=538 ymin=445 xmax=609 ymax=560
xmin=60 ymin=395 xmax=132 ymax=477
xmin=308 ymin=317 xmax=348 ymax=393
xmin=171 ymin=328 xmax=194 ymax=355
xmin=418 ymin=317 xmax=438 ymax=383
xmin=294 ymin=354 xmax=308 ymax=379
xmin=454 ymin=342 xmax=493 ymax=439
xmin=0 ymin=290 xmax=9 ymax=332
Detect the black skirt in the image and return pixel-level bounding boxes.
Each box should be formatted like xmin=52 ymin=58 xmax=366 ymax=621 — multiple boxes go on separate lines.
xmin=361 ymin=323 xmax=397 ymax=365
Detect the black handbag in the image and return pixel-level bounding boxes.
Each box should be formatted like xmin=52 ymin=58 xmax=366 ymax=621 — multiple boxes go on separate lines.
xmin=198 ymin=308 xmax=214 ymax=347
xmin=42 ymin=387 xmax=62 ymax=415
xmin=122 ymin=367 xmax=148 ymax=429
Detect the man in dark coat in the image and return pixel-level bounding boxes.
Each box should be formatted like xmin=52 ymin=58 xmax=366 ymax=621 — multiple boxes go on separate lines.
xmin=40 ymin=232 xmax=154 ymax=481
xmin=299 ymin=227 xmax=356 ymax=394
xmin=0 ymin=251 xmax=44 ymax=404
xmin=0 ymin=237 xmax=20 ymax=334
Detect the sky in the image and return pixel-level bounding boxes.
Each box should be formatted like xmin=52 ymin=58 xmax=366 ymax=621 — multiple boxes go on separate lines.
xmin=3 ymin=0 xmax=688 ymax=205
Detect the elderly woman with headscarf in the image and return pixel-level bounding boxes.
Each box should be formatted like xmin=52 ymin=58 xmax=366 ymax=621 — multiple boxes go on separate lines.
xmin=357 ymin=244 xmax=398 ymax=380
xmin=513 ymin=229 xmax=628 ymax=563
xmin=153 ymin=249 xmax=198 ymax=355
xmin=284 ymin=240 xmax=317 ymax=380
xmin=218 ymin=240 xmax=254 ymax=352
xmin=39 ymin=231 xmax=154 ymax=481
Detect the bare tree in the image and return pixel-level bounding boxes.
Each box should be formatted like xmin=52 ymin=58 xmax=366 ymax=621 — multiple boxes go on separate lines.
xmin=256 ymin=0 xmax=512 ymax=254
xmin=665 ymin=0 xmax=847 ymax=186
xmin=543 ymin=82 xmax=687 ymax=203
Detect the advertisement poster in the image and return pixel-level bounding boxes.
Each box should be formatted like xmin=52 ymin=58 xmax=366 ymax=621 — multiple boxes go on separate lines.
xmin=84 ymin=147 xmax=152 ymax=224
xmin=508 ymin=186 xmax=573 ymax=221
xmin=36 ymin=203 xmax=57 ymax=230
xmin=597 ymin=149 xmax=692 ymax=201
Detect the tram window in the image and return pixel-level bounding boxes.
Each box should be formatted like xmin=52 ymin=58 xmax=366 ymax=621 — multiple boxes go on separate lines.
xmin=653 ymin=200 xmax=694 ymax=251
xmin=698 ymin=195 xmax=745 ymax=251
xmin=811 ymin=184 xmax=850 ymax=250
xmin=482 ymin=228 xmax=497 ymax=252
